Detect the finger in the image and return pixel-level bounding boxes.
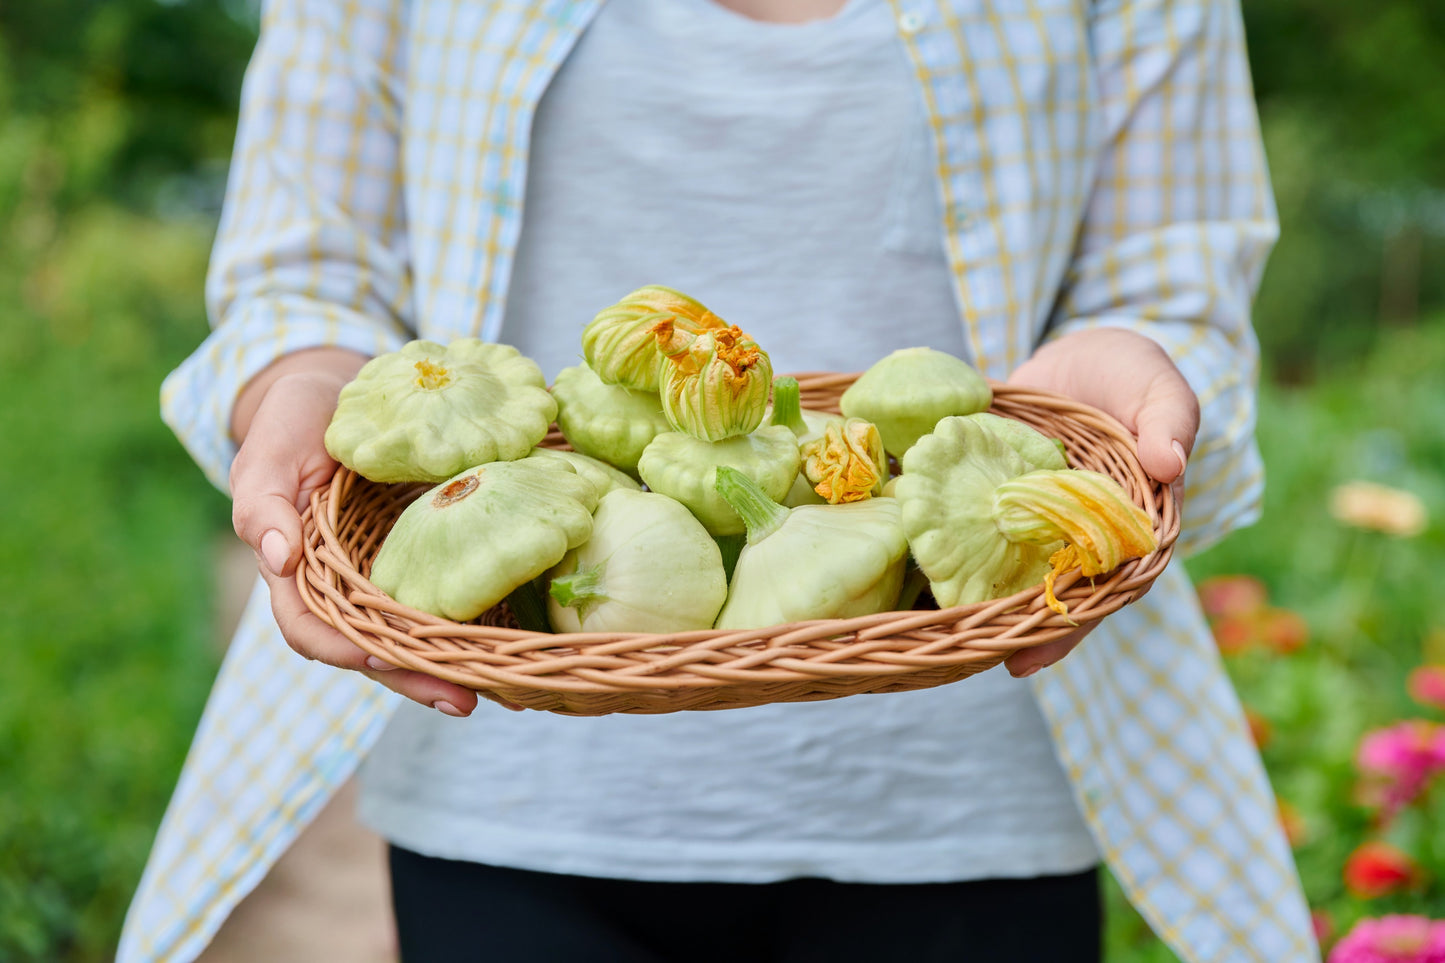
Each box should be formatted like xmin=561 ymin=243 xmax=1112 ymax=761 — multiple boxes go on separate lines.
xmin=261 ymin=567 xmax=482 ymax=716
xmin=1004 ymin=623 xmax=1097 ymax=678
xmin=1131 ymin=369 xmax=1199 ymax=485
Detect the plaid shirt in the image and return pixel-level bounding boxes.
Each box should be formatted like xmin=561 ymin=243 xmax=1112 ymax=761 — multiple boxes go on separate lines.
xmin=125 ymin=0 xmax=1317 ymax=960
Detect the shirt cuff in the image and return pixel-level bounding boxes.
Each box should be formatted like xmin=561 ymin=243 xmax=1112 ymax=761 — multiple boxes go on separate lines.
xmin=160 ymin=297 xmax=409 ymax=493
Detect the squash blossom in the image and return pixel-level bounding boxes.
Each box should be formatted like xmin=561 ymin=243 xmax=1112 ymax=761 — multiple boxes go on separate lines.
xmin=991 ymin=469 xmax=1158 ymax=620
xmin=654 ymin=320 xmax=773 ymax=442
xmin=769 ymin=376 xmax=840 ymax=507
xmin=582 ymin=285 xmax=727 ymax=391
xmin=801 ymin=417 xmax=887 ymax=504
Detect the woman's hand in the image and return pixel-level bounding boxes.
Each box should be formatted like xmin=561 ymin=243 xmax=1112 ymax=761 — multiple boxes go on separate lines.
xmin=1001 ymin=327 xmax=1198 ymax=678
xmin=228 ymin=347 xmax=495 ymax=717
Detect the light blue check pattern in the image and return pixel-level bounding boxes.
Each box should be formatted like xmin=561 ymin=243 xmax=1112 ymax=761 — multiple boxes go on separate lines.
xmin=124 ymin=0 xmax=1318 ymax=960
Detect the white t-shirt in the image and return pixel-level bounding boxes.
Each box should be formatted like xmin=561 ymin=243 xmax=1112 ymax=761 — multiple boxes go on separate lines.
xmin=358 ymin=0 xmax=1099 ymax=883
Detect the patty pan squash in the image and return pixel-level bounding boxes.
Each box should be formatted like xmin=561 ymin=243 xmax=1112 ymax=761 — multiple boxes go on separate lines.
xmin=525 ymin=447 xmax=641 ymax=498
xmin=840 ymin=347 xmax=991 ymax=458
xmin=637 ymin=426 xmax=800 ymax=536
xmin=711 ymin=467 xmax=908 ymax=630
xmin=547 ymin=489 xmax=727 ymax=634
xmin=551 ymin=364 xmax=672 ymax=472
xmin=325 ymin=339 xmax=556 ymax=483
xmin=369 ymin=459 xmax=598 ymax=622
xmin=896 ymin=412 xmax=1153 ymax=618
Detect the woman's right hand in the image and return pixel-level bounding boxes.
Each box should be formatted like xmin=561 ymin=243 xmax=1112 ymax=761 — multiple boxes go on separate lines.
xmin=228 ymin=346 xmax=492 ymax=717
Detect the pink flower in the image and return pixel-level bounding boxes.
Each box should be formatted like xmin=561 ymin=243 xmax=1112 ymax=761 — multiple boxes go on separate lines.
xmin=1408 ymin=666 xmax=1445 ymax=711
xmin=1356 ymin=721 xmax=1445 ymax=818
xmin=1343 ymin=842 xmax=1419 ymax=899
xmin=1328 ymin=915 xmax=1445 ymax=963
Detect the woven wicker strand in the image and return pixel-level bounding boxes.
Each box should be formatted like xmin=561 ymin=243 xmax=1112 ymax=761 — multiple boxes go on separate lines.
xmin=297 ymin=376 xmax=1179 ymax=715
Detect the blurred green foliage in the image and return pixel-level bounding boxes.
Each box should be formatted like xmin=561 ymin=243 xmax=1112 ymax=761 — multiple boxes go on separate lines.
xmin=1 ymin=0 xmax=1442 ymax=960
xmin=1247 ymin=0 xmax=1445 ymax=379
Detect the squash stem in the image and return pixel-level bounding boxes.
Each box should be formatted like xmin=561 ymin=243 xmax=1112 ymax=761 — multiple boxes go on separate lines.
xmin=714 ymin=466 xmax=790 ymax=545
xmin=769 ymin=376 xmax=808 ymax=436
xmin=549 ymin=563 xmax=609 ymax=615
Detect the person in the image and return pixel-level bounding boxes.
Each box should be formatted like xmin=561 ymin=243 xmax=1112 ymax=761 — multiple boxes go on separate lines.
xmin=121 ymin=0 xmax=1320 ymax=960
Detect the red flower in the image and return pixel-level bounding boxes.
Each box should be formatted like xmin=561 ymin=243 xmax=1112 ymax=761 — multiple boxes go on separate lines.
xmin=1212 ymin=615 xmax=1258 ymax=655
xmin=1408 ymin=666 xmax=1445 ymax=711
xmin=1197 ymin=574 xmax=1268 ymax=621
xmin=1343 ymin=842 xmax=1418 ymax=899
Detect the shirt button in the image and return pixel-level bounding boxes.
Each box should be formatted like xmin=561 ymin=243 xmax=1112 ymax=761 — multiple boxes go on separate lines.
xmin=898 ymin=11 xmax=924 ymax=33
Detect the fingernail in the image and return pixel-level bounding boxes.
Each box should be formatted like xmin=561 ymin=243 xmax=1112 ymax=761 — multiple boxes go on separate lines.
xmin=366 ymin=656 xmax=395 ymax=672
xmin=260 ymin=529 xmax=290 ymax=576
xmin=1171 ymin=440 xmax=1189 ymax=477
xmin=1015 ymin=664 xmax=1043 ymax=678
xmin=433 ymin=700 xmax=467 ymax=717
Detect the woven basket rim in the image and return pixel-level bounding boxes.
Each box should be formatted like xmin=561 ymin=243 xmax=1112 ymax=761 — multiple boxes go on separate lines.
xmin=297 ymin=376 xmax=1179 ymax=714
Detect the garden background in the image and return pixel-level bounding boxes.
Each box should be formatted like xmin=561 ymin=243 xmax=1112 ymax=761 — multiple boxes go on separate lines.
xmin=2 ymin=1 xmax=1443 ymax=960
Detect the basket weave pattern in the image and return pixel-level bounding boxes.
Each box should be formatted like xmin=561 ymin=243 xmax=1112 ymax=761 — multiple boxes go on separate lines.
xmin=298 ymin=375 xmax=1179 ymax=715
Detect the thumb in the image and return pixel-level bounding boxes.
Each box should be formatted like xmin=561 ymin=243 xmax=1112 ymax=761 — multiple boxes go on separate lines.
xmin=231 ymin=470 xmax=307 ymax=578
xmin=1131 ymin=369 xmax=1199 ymax=485
xmin=230 ymin=435 xmax=333 ymax=578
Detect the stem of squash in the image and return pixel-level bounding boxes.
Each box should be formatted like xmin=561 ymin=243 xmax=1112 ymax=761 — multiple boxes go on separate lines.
xmin=769 ymin=376 xmax=808 ymax=437
xmin=713 ymin=466 xmax=789 ymax=546
xmin=548 ymin=563 xmax=609 ymax=617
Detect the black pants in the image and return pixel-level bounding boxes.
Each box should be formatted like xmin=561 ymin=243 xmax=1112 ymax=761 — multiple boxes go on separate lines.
xmin=389 ymin=846 xmax=1101 ymax=963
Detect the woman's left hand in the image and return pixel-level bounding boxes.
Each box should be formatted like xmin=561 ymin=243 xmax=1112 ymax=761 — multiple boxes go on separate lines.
xmin=1000 ymin=326 xmax=1198 ymax=678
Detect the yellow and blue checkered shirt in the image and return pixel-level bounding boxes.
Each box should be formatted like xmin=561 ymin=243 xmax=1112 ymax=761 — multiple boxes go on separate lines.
xmin=127 ymin=0 xmax=1318 ymax=959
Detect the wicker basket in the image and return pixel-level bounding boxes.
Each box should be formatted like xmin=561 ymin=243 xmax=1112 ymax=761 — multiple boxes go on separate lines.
xmin=297 ymin=374 xmax=1179 ymax=715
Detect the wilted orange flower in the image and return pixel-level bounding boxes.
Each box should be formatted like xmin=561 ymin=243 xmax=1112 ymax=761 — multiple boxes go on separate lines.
xmin=1277 ymin=798 xmax=1307 ymax=848
xmin=1343 ymin=841 xmax=1419 ymax=899
xmin=1197 ymin=574 xmax=1268 ymax=621
xmin=1330 ymin=481 xmax=1428 ymax=537
xmin=1408 ymin=666 xmax=1445 ymax=711
xmin=1245 ymin=707 xmax=1272 ymax=748
xmin=1258 ymin=607 xmax=1310 ymax=654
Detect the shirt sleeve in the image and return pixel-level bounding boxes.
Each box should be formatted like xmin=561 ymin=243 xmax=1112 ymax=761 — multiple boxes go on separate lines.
xmin=160 ymin=0 xmax=414 ymax=493
xmin=1047 ymin=0 xmax=1278 ymax=558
